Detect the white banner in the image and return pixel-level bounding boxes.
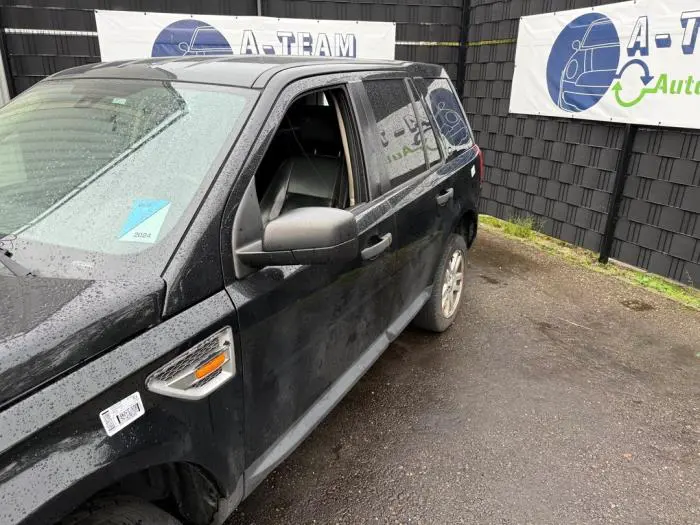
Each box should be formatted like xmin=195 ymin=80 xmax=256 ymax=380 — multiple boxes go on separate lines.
xmin=510 ymin=0 xmax=700 ymax=129
xmin=95 ymin=10 xmax=396 ymax=62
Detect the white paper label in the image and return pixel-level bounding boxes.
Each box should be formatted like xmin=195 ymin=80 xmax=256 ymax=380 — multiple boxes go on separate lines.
xmin=99 ymin=391 xmax=145 ymax=437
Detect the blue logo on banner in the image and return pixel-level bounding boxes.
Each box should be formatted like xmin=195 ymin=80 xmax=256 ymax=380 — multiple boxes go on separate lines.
xmin=546 ymin=13 xmax=621 ymax=112
xmin=152 ymin=19 xmax=233 ymax=57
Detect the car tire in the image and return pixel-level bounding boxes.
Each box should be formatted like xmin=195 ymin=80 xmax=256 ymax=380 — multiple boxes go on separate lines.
xmin=413 ymin=233 xmax=467 ymax=333
xmin=60 ymin=496 xmax=182 ymax=525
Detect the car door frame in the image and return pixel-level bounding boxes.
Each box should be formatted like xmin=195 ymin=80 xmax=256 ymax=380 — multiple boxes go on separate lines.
xmin=353 ymin=74 xmax=467 ymax=311
xmin=218 ymin=70 xmax=404 ymax=498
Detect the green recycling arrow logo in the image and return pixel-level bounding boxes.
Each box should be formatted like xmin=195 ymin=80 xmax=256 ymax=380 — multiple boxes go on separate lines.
xmin=611 ymin=59 xmax=700 ymax=108
xmin=612 ymin=59 xmax=655 ymax=107
xmin=612 ymin=81 xmax=658 ymax=107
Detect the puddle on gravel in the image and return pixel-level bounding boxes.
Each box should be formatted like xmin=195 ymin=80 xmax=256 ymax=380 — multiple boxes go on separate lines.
xmin=669 ymin=344 xmax=699 ymax=365
xmin=471 ymin=235 xmax=538 ymax=273
xmin=535 ymin=321 xmax=555 ymax=331
xmin=479 ymin=274 xmax=501 ymax=285
xmin=620 ymin=298 xmax=654 ymax=312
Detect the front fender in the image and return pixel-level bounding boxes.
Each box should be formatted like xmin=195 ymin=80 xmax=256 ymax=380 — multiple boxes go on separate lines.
xmin=0 ymin=291 xmax=244 ymax=525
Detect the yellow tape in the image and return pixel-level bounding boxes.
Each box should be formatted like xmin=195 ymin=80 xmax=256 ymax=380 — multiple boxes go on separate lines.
xmin=467 ymin=38 xmax=517 ymax=47
xmin=396 ymin=41 xmax=460 ymax=47
xmin=395 ymin=38 xmax=516 ymax=48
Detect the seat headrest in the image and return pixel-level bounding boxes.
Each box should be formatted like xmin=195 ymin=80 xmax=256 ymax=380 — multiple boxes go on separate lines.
xmin=289 ymin=105 xmax=340 ymax=148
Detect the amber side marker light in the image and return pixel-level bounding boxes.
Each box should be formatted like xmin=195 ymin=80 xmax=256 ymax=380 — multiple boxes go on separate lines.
xmin=195 ymin=352 xmax=228 ymax=380
xmin=146 ymin=326 xmax=235 ymax=401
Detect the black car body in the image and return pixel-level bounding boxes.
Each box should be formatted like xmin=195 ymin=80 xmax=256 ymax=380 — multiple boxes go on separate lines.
xmin=0 ymin=56 xmax=482 ymax=525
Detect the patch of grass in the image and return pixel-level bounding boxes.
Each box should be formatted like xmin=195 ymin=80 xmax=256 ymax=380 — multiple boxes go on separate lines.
xmin=479 ymin=215 xmax=504 ymax=229
xmin=502 ymin=216 xmax=536 ymax=239
xmin=633 ymin=273 xmax=696 ymax=304
xmin=480 ymin=215 xmax=539 ymax=239
xmin=479 ymin=214 xmax=700 ymax=311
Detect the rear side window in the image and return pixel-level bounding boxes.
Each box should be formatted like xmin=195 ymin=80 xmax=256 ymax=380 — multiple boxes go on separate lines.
xmin=419 ymin=78 xmax=473 ymax=160
xmin=364 ymin=79 xmax=427 ymax=188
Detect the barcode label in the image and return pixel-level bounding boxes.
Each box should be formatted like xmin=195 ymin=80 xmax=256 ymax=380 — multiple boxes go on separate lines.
xmin=101 ymin=411 xmax=117 ymax=433
xmin=99 ymin=391 xmax=145 ymax=437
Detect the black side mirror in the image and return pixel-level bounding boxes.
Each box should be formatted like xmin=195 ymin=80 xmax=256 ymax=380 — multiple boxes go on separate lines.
xmin=236 ymin=207 xmax=359 ymax=267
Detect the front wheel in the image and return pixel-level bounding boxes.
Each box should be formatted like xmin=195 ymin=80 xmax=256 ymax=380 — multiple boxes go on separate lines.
xmin=61 ymin=496 xmax=182 ymax=525
xmin=413 ymin=234 xmax=467 ymax=333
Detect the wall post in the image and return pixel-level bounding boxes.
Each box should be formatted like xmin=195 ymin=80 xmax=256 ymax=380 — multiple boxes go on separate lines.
xmin=599 ymin=124 xmax=638 ymax=263
xmin=455 ymin=0 xmax=471 ymax=98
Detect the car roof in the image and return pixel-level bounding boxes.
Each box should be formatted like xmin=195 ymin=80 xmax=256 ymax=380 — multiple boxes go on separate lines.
xmin=49 ymin=55 xmax=446 ymax=89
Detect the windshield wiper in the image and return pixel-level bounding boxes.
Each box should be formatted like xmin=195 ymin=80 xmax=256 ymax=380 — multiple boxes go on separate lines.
xmin=0 ymin=248 xmax=32 ymax=277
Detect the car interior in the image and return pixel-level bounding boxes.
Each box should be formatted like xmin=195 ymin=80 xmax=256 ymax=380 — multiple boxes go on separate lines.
xmin=254 ymin=88 xmax=360 ymax=224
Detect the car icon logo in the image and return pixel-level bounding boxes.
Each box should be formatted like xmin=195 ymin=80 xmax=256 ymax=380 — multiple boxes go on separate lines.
xmin=547 ymin=14 xmax=621 ymax=113
xmin=178 ymin=26 xmax=234 ymax=56
xmin=152 ymin=19 xmax=233 ymax=58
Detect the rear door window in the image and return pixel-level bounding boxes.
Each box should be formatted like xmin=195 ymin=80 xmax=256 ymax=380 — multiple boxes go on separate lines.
xmin=418 ymin=78 xmax=473 ymax=161
xmin=363 ymin=79 xmax=427 ymax=188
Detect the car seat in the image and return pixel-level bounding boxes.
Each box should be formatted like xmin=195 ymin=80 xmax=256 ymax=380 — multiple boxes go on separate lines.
xmin=260 ymin=106 xmax=347 ymax=224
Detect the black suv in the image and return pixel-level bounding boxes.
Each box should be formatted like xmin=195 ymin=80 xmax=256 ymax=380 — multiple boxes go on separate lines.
xmin=0 ymin=56 xmax=482 ymax=525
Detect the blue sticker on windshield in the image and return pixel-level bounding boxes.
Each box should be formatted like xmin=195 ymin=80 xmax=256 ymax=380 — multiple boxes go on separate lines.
xmin=119 ymin=199 xmax=170 ymax=243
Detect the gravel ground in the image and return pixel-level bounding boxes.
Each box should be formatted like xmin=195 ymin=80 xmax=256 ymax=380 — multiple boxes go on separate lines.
xmin=229 ymin=228 xmax=700 ymax=525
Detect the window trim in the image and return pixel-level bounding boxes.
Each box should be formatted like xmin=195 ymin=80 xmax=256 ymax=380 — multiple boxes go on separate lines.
xmin=334 ymin=85 xmax=370 ymax=205
xmin=404 ymin=77 xmax=431 ymax=170
xmin=407 ymin=77 xmax=444 ymax=168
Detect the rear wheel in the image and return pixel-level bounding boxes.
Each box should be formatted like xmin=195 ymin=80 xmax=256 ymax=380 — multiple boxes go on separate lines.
xmin=413 ymin=233 xmax=467 ymax=332
xmin=61 ymin=496 xmax=181 ymax=525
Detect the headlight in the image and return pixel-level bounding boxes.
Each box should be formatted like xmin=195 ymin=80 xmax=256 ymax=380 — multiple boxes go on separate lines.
xmin=566 ymin=60 xmax=579 ymax=80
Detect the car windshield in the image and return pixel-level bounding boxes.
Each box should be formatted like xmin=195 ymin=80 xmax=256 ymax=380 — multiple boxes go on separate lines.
xmin=582 ymin=21 xmax=617 ymax=47
xmin=0 ymin=78 xmax=255 ymax=279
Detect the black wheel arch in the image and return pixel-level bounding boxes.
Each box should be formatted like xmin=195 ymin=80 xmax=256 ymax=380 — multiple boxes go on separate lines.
xmin=454 ymin=209 xmax=478 ymax=248
xmin=57 ymin=462 xmax=221 ymax=525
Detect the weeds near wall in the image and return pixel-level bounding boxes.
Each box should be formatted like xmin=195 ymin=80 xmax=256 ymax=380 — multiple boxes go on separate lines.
xmin=501 ymin=216 xmax=537 ymax=238
xmin=479 ymin=215 xmax=700 ymax=311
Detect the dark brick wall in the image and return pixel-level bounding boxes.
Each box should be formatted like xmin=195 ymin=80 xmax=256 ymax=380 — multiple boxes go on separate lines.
xmin=264 ymin=0 xmax=462 ymax=79
xmin=611 ymin=129 xmax=700 ymax=285
xmin=466 ymin=0 xmax=700 ymax=287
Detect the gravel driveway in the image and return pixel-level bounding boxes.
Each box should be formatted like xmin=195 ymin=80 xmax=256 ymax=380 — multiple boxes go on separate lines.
xmin=230 ymin=228 xmax=699 ymax=525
